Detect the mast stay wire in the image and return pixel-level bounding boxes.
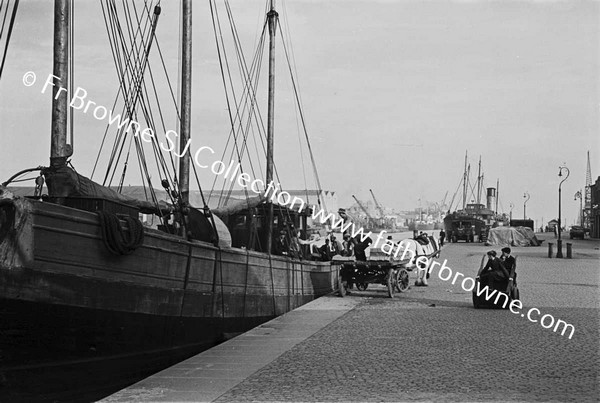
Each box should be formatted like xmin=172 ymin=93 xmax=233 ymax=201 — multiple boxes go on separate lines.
xmin=0 ymin=0 xmax=19 ymax=83
xmin=277 ymin=17 xmax=326 ymax=214
xmin=98 ymin=0 xmax=178 ymax=224
xmin=217 ymin=1 xmax=271 ymax=206
xmin=100 ymin=0 xmax=154 ymax=186
xmin=208 ymin=0 xmax=255 ymax=210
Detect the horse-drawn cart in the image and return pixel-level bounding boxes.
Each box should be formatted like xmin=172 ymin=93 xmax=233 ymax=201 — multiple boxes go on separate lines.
xmin=336 ymin=260 xmax=410 ymax=298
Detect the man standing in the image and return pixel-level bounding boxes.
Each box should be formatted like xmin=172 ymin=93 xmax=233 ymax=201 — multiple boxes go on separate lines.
xmin=353 ymin=236 xmax=373 ymax=261
xmin=337 ymin=208 xmax=352 ymax=237
xmin=439 ymin=229 xmax=446 ymax=246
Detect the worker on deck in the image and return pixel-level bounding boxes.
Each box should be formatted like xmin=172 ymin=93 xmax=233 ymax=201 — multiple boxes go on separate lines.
xmin=274 ymin=230 xmax=289 ymax=256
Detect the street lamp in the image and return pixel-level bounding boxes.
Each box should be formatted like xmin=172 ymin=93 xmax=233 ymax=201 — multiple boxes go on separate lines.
xmin=574 ymin=190 xmax=582 ymax=226
xmin=557 ymin=166 xmax=570 ymax=258
xmin=523 ymin=192 xmax=530 ymax=220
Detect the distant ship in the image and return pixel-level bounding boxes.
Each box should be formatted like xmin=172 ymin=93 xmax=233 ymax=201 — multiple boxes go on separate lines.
xmin=408 ymin=220 xmax=435 ymax=232
xmin=443 ymin=153 xmax=506 ymax=242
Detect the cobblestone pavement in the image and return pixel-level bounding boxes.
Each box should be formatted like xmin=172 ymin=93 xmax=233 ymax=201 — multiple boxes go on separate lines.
xmin=215 ymin=235 xmax=599 ymax=402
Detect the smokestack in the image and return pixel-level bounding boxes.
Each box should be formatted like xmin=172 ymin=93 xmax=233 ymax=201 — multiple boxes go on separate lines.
xmin=486 ymin=188 xmax=496 ymax=211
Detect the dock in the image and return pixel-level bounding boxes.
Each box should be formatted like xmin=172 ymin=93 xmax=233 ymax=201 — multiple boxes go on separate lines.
xmin=103 ymin=235 xmax=599 ymax=402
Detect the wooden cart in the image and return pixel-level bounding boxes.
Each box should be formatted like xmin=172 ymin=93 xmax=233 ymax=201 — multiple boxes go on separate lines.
xmin=336 ymin=260 xmax=410 ymax=298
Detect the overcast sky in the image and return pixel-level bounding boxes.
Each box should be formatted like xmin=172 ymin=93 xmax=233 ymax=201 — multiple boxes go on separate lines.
xmin=0 ymin=0 xmax=598 ymax=227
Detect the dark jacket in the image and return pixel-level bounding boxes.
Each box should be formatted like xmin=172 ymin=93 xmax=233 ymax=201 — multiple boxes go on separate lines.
xmin=482 ymin=258 xmax=510 ymax=279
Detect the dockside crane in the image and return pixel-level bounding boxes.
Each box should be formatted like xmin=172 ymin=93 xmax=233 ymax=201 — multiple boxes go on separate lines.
xmin=369 ymin=189 xmax=386 ymax=225
xmin=352 ymin=195 xmax=376 ymax=229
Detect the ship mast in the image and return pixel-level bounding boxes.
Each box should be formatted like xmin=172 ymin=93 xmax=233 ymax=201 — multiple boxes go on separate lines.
xmin=179 ymin=0 xmax=192 ymax=206
xmin=265 ymin=0 xmax=278 ymax=254
xmin=476 ymin=156 xmax=482 ymax=206
xmin=50 ymin=0 xmax=72 ymax=169
xmin=462 ymin=151 xmax=467 ymax=210
xmin=495 ymin=178 xmax=499 ymax=214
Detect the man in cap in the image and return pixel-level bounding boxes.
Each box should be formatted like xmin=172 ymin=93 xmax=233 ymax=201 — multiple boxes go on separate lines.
xmin=500 ymin=247 xmax=516 ymax=294
xmin=274 ymin=230 xmax=289 ymax=256
xmin=477 ymin=250 xmax=510 ymax=289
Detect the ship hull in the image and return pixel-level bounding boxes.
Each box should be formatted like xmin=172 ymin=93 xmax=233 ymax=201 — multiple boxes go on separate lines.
xmin=0 ymin=193 xmax=335 ymax=399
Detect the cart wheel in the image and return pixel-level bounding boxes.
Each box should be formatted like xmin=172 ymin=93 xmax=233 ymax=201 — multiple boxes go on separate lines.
xmin=338 ymin=271 xmax=346 ymax=297
xmin=395 ymin=268 xmax=410 ymax=292
xmin=386 ymin=268 xmax=395 ymax=298
xmin=356 ymin=282 xmax=368 ymax=291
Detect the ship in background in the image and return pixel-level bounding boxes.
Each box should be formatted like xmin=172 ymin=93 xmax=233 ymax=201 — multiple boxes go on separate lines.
xmin=0 ymin=1 xmax=335 ymax=400
xmin=443 ymin=152 xmax=508 ymax=242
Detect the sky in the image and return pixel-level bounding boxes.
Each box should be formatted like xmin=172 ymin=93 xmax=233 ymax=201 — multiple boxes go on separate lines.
xmin=0 ymin=0 xmax=598 ymax=228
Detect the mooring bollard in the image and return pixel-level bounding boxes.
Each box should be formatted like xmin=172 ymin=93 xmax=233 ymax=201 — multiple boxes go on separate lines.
xmin=566 ymin=242 xmax=572 ymax=259
xmin=548 ymin=242 xmax=553 ymax=258
xmin=556 ymin=239 xmax=563 ymax=258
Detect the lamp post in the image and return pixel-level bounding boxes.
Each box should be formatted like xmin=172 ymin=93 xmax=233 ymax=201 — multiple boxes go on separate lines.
xmin=557 ymin=166 xmax=569 ymax=258
xmin=574 ymin=190 xmax=582 ymax=226
xmin=509 ymin=202 xmax=514 ymax=221
xmin=523 ymin=192 xmax=530 ymax=220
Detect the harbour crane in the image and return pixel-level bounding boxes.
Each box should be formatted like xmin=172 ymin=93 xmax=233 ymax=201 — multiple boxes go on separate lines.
xmin=369 ymin=189 xmax=386 ymax=224
xmin=440 ymin=191 xmax=448 ymax=212
xmin=352 ymin=195 xmax=376 ymax=228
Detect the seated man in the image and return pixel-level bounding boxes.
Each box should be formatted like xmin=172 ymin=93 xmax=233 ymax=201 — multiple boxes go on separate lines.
xmin=477 ymin=250 xmax=510 ymax=289
xmin=415 ymin=232 xmax=430 ymax=245
xmin=341 ymin=234 xmax=354 ymax=257
xmin=500 ymin=246 xmax=516 ymax=293
xmin=318 ymin=239 xmax=333 ymax=261
xmin=329 ymin=234 xmax=341 ymax=256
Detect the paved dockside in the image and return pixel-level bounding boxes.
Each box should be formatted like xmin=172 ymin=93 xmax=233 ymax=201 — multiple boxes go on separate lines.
xmin=103 ymin=234 xmax=599 ymax=402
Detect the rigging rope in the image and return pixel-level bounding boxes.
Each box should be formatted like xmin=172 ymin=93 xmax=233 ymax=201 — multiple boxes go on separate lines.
xmin=0 ymin=0 xmax=19 ymax=82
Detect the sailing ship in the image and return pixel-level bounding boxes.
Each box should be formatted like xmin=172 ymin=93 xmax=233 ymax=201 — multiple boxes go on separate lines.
xmin=0 ymin=1 xmax=335 ymax=399
xmin=443 ymin=152 xmax=505 ymax=242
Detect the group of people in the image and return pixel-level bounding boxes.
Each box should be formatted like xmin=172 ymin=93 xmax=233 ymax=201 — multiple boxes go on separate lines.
xmin=314 ymin=232 xmax=374 ymax=261
xmin=273 ymin=227 xmax=304 ymax=259
xmin=477 ymin=247 xmax=517 ymax=294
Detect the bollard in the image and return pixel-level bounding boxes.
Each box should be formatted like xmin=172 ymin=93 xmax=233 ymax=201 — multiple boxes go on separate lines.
xmin=556 ymin=239 xmax=563 ymax=258
xmin=566 ymin=242 xmax=572 ymax=259
xmin=548 ymin=242 xmax=553 ymax=258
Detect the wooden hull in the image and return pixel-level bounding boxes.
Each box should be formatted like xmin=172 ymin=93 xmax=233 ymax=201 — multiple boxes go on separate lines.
xmin=0 ymin=193 xmax=336 ymax=399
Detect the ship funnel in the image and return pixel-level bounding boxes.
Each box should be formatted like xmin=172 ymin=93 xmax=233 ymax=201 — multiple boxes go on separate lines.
xmin=486 ymin=188 xmax=496 ymax=211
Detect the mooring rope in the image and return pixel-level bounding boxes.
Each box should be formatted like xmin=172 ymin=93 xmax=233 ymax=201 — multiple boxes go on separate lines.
xmin=97 ymin=211 xmax=144 ymax=255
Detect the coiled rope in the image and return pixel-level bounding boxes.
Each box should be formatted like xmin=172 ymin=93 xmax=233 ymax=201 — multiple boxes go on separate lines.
xmin=97 ymin=211 xmax=144 ymax=255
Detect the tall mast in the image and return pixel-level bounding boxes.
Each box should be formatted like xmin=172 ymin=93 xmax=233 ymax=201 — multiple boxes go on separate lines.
xmin=496 ymin=178 xmax=499 ymax=214
xmin=50 ymin=0 xmax=72 ymax=168
xmin=476 ymin=156 xmax=481 ymax=206
xmin=178 ymin=0 xmax=192 ymax=206
xmin=462 ymin=151 xmax=467 ymax=209
xmin=265 ymin=1 xmax=278 ymax=253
